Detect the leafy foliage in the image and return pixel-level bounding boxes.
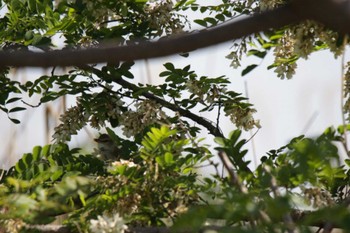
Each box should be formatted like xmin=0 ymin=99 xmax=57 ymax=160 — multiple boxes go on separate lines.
xmin=1 ymin=0 xmax=350 ymax=233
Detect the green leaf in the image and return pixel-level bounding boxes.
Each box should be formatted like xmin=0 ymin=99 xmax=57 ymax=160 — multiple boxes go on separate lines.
xmin=9 ymin=117 xmax=20 ymax=124
xmin=194 ymin=19 xmax=207 ymax=27
xmin=50 ymin=168 xmax=64 ymax=181
xmin=15 ymin=159 xmax=26 ymax=173
xmin=23 ymin=153 xmax=34 ymax=168
xmin=164 ymin=152 xmax=174 ymax=164
xmin=247 ymin=49 xmax=267 ymax=58
xmin=204 ymin=17 xmax=217 ymax=26
xmin=241 ymin=64 xmax=258 ymax=76
xmin=215 ymin=14 xmax=225 ymax=22
xmin=5 ymin=97 xmax=22 ymax=104
xmin=106 ymin=128 xmax=120 ymax=144
xmin=164 ymin=62 xmax=175 ymax=71
xmin=156 ymin=156 xmax=164 ymax=167
xmin=32 ymin=146 xmax=42 ymax=161
xmin=41 ymin=145 xmax=51 ymax=157
xmin=214 ymin=137 xmax=225 ymax=146
xmin=159 ymin=71 xmax=172 ymax=77
xmin=9 ymin=107 xmax=26 ymax=113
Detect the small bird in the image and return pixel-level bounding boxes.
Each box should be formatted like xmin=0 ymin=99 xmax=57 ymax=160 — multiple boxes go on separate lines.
xmin=94 ymin=134 xmax=120 ymax=161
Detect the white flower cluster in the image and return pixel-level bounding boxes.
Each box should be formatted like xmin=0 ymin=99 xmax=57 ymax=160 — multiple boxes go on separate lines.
xmin=89 ymin=212 xmax=128 ymax=233
xmin=53 ymin=104 xmax=89 ymax=142
xmin=253 ymin=0 xmax=346 ymax=79
xmin=66 ymin=0 xmax=126 ymax=28
xmin=302 ymin=187 xmax=334 ymax=208
xmin=111 ymin=159 xmax=136 ymax=167
xmin=53 ymin=93 xmax=124 ymax=143
xmin=186 ymin=80 xmax=226 ymax=105
xmin=120 ymin=100 xmax=166 ymax=137
xmin=273 ymin=30 xmax=297 ymax=79
xmin=226 ymin=51 xmax=241 ymax=69
xmin=226 ymin=41 xmax=248 ymax=69
xmin=274 ymin=21 xmax=345 ymax=79
xmin=186 ymin=78 xmax=260 ymax=130
xmin=224 ymin=106 xmax=261 ymax=131
xmin=144 ymin=0 xmax=184 ymax=35
xmin=89 ymin=95 xmax=124 ymax=130
xmin=185 ymin=79 xmax=205 ymax=100
xmin=293 ymin=21 xmax=318 ymax=59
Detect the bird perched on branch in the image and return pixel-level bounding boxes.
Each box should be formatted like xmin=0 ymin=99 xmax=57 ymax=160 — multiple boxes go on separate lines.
xmin=94 ymin=134 xmax=120 ymax=161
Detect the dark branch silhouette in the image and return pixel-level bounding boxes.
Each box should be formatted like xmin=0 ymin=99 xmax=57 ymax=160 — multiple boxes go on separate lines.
xmin=2 ymin=0 xmax=350 ymax=68
xmin=0 ymin=4 xmax=304 ymax=67
xmin=1 ymin=0 xmax=350 ymax=67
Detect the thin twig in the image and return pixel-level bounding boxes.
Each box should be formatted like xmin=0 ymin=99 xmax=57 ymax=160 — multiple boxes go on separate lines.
xmin=21 ymin=100 xmax=41 ymax=108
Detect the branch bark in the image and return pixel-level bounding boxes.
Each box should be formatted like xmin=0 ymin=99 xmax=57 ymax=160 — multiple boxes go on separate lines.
xmin=1 ymin=0 xmax=350 ymax=67
xmin=0 ymin=4 xmax=304 ymax=67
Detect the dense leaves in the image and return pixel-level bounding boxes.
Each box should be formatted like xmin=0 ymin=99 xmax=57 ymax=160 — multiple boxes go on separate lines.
xmin=1 ymin=0 xmax=350 ymax=233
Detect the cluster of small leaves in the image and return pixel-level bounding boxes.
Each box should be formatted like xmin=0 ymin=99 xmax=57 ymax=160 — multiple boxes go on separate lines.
xmin=2 ymin=0 xmax=350 ymax=232
xmin=0 ymin=0 xmax=54 ymax=47
xmin=224 ymin=0 xmax=345 ymax=79
xmin=0 ymin=0 xmax=189 ymax=52
xmin=49 ymin=60 xmax=259 ymax=144
xmin=0 ymin=143 xmax=104 ymax=229
xmin=180 ymin=0 xmax=257 ymax=28
xmin=173 ymin=127 xmax=350 ymax=233
xmin=159 ymin=63 xmax=260 ymax=130
xmin=0 ymin=68 xmax=27 ymax=123
xmin=0 ymin=125 xmax=212 ymax=232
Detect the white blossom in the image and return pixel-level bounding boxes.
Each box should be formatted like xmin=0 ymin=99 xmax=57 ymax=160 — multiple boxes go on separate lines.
xmin=89 ymin=212 xmax=128 ymax=233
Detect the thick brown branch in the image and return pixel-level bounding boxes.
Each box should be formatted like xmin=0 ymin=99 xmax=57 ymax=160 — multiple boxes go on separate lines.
xmin=0 ymin=5 xmax=304 ymax=67
xmin=291 ymin=0 xmax=350 ymax=34
xmin=1 ymin=0 xmax=350 ymax=67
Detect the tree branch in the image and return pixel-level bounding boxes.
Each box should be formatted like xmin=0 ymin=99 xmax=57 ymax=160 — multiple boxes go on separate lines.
xmin=0 ymin=4 xmax=304 ymax=67
xmin=87 ymin=66 xmax=224 ymax=138
xmin=1 ymin=0 xmax=350 ymax=68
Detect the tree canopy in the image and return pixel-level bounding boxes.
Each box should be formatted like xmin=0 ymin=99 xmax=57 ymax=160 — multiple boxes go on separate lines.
xmin=1 ymin=0 xmax=350 ymax=232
